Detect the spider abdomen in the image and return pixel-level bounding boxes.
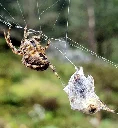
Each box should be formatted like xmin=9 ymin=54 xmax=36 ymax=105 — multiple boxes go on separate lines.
xmin=23 ymin=53 xmax=50 ymax=71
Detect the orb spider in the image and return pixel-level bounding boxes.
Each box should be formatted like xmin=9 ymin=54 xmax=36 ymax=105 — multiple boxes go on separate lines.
xmin=4 ymin=26 xmax=60 ymax=80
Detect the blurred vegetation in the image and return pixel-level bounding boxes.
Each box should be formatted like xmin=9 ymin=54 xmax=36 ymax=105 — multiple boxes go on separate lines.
xmin=0 ymin=50 xmax=117 ymax=128
xmin=0 ymin=0 xmax=118 ymax=128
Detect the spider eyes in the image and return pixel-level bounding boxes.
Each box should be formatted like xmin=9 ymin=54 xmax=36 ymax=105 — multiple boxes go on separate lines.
xmin=34 ymin=38 xmax=40 ymax=42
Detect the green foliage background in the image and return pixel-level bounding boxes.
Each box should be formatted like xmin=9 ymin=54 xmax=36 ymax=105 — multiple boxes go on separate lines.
xmin=0 ymin=0 xmax=118 ymax=128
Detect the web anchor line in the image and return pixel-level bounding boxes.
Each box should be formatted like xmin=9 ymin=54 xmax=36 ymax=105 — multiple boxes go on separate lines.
xmin=51 ymin=41 xmax=77 ymax=69
xmin=65 ymin=0 xmax=71 ymax=54
xmin=16 ymin=0 xmax=27 ymax=25
xmin=52 ymin=0 xmax=66 ymax=31
xmin=39 ymin=0 xmax=61 ymax=17
xmin=50 ymin=43 xmax=76 ymax=87
xmin=0 ymin=2 xmax=21 ymax=27
xmin=67 ymin=37 xmax=118 ymax=68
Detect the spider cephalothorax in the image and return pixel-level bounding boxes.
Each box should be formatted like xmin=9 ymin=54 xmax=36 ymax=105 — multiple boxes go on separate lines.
xmin=4 ymin=26 xmax=60 ymax=79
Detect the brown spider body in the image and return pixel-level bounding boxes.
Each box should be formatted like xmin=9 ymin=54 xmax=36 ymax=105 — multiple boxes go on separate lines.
xmin=22 ymin=53 xmax=50 ymax=71
xmin=20 ymin=38 xmax=50 ymax=71
xmin=4 ymin=26 xmax=60 ymax=79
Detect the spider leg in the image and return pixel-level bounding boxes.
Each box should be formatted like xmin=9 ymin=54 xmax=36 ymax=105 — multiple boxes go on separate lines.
xmin=44 ymin=39 xmax=51 ymax=51
xmin=4 ymin=26 xmax=23 ymax=55
xmin=24 ymin=25 xmax=29 ymax=39
xmin=36 ymin=39 xmax=50 ymax=53
xmin=49 ymin=63 xmax=61 ymax=80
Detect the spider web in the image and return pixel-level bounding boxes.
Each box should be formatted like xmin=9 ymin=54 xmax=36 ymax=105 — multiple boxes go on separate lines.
xmin=0 ymin=0 xmax=118 ymax=85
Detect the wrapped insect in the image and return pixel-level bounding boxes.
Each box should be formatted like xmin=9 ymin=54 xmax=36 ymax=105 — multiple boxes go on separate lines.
xmin=64 ymin=67 xmax=115 ymax=114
